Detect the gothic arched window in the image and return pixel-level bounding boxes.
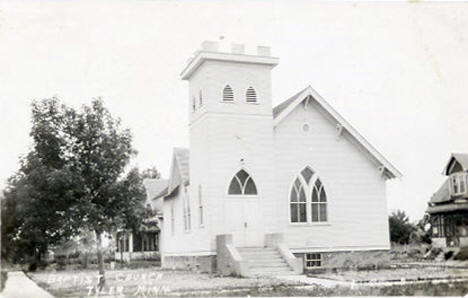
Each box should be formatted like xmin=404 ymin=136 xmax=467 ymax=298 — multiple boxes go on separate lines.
xmin=223 ymin=85 xmax=234 ymax=102
xmin=246 ymin=87 xmax=257 ymax=103
xmin=289 ymin=166 xmax=328 ymax=223
xmin=228 ymin=169 xmax=258 ymax=195
xmin=311 ymin=178 xmax=327 ymax=222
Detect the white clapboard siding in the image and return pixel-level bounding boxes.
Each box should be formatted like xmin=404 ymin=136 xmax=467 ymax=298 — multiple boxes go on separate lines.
xmin=273 ymin=100 xmax=390 ymax=250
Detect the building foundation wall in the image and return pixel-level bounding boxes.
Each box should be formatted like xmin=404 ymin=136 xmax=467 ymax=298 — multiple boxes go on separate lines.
xmin=162 ymin=255 xmax=216 ymax=273
xmin=294 ymin=249 xmax=390 ymax=271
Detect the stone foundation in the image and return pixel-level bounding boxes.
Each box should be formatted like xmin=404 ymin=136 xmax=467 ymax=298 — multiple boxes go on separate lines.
xmin=162 ymin=255 xmax=216 ymax=273
xmin=294 ymin=249 xmax=390 ymax=272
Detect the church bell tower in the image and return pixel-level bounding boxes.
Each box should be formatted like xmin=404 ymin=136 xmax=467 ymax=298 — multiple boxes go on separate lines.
xmin=180 ymin=40 xmax=279 ymax=247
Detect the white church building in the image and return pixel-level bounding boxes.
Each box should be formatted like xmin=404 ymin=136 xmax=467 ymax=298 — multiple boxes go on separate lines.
xmin=154 ymin=41 xmax=402 ymax=276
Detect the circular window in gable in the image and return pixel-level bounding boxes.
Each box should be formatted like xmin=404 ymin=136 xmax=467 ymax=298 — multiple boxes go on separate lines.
xmin=301 ymin=122 xmax=311 ymax=134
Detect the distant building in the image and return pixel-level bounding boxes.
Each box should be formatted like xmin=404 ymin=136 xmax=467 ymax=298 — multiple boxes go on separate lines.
xmin=156 ymin=41 xmax=401 ymax=276
xmin=427 ymin=153 xmax=468 ymax=248
xmin=114 ymin=178 xmax=167 ymax=261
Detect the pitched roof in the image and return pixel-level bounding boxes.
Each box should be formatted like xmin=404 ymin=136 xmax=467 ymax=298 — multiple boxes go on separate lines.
xmin=273 ymin=86 xmax=402 ymax=179
xmin=427 ymin=202 xmax=468 ymax=214
xmin=143 ymin=179 xmax=169 ymax=200
xmin=166 ymin=147 xmax=190 ymax=197
xmin=174 ymin=147 xmax=190 ymax=184
xmin=272 ymin=87 xmax=308 ymax=118
xmin=429 ymin=179 xmax=451 ymax=204
xmin=442 ymin=153 xmax=468 ymax=175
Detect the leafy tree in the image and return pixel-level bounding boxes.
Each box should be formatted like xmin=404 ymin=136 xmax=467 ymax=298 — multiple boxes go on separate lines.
xmin=389 ymin=210 xmax=416 ymax=245
xmin=1 ymin=98 xmax=147 ymax=287
xmin=2 ymin=101 xmax=80 ymax=266
xmin=141 ymin=166 xmax=161 ymax=179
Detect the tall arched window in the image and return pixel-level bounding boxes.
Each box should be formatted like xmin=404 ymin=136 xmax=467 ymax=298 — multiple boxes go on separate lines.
xmin=289 ymin=166 xmax=328 ymax=223
xmin=290 ymin=177 xmax=307 ymax=222
xmin=246 ymin=86 xmax=257 ymax=103
xmin=311 ymin=179 xmax=327 ymax=222
xmin=223 ymin=85 xmax=234 ymax=102
xmin=228 ymin=169 xmax=258 ymax=195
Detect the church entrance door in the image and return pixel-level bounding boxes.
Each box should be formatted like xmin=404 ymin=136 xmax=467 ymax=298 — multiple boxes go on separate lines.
xmin=225 ymin=198 xmax=263 ymax=247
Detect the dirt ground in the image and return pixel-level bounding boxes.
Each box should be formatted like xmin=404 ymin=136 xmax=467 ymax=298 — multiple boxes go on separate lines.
xmin=29 ymin=268 xmax=304 ymax=297
xmin=28 ymin=264 xmax=468 ymax=297
xmin=310 ymin=266 xmax=468 ymax=282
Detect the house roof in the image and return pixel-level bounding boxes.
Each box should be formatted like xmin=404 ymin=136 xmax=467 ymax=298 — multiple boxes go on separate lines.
xmin=165 ymin=148 xmax=190 ymax=198
xmin=174 ymin=147 xmax=190 ymax=184
xmin=429 ymin=179 xmax=451 ymax=204
xmin=426 ymin=202 xmax=468 ymax=214
xmin=143 ymin=179 xmax=169 ymax=201
xmin=273 ymin=86 xmax=402 ymax=180
xmin=442 ymin=153 xmax=468 ymax=175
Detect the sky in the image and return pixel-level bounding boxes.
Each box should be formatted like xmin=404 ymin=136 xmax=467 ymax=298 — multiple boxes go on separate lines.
xmin=1 ymin=1 xmax=467 ymax=221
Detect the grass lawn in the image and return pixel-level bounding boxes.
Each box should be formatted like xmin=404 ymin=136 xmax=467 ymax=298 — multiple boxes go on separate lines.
xmin=28 ymin=266 xmax=468 ymax=297
xmin=311 ymin=266 xmax=468 ymax=283
xmin=28 ymin=268 xmax=304 ymax=297
xmin=220 ymin=282 xmax=468 ymax=297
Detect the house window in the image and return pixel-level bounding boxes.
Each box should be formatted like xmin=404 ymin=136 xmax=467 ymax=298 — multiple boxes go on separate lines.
xmin=170 ymin=204 xmax=175 ymax=236
xmin=199 ymin=90 xmax=203 ymax=106
xmin=305 ymin=253 xmax=322 ymax=268
xmin=451 ymin=174 xmax=467 ymax=196
xmin=228 ymin=169 xmax=258 ymax=195
xmin=223 ymin=85 xmax=234 ymax=102
xmin=198 ymin=185 xmax=204 ymax=227
xmin=183 ymin=188 xmax=191 ymax=231
xmin=246 ymin=87 xmax=257 ymax=103
xmin=289 ymin=166 xmax=328 ymax=223
xmin=192 ymin=97 xmax=196 ymax=112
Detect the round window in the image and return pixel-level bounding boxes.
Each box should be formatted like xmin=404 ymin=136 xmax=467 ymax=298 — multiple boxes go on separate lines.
xmin=301 ymin=122 xmax=310 ymax=134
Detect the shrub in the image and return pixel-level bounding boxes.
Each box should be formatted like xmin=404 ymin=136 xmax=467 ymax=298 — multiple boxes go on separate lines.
xmin=444 ymin=250 xmax=454 ymax=260
xmin=389 ymin=210 xmax=416 ymax=245
xmin=424 ymin=247 xmax=442 ymax=260
xmin=453 ymin=248 xmax=468 ymax=261
xmin=0 ymin=271 xmax=7 ymax=291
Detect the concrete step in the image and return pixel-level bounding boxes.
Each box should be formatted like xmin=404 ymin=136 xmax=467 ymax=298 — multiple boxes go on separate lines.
xmin=248 ymin=261 xmax=288 ymax=267
xmin=237 ymin=246 xmax=298 ymax=277
xmin=246 ymin=258 xmax=287 ymax=266
xmin=249 ymin=266 xmax=291 ymax=272
xmin=249 ymin=263 xmax=291 ymax=270
xmin=241 ymin=255 xmax=283 ymax=261
xmin=249 ymin=270 xmax=297 ymax=277
xmin=238 ymin=247 xmax=276 ymax=251
xmin=249 ymin=268 xmax=293 ymax=274
xmin=239 ymin=251 xmax=281 ymax=257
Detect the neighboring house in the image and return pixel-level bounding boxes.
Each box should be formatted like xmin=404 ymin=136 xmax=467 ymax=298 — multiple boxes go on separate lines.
xmin=427 ymin=153 xmax=468 ymax=248
xmin=114 ymin=178 xmax=168 ymax=261
xmin=157 ymin=41 xmax=402 ymax=276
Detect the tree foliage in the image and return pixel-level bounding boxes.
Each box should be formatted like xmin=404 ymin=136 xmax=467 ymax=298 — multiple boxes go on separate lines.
xmin=1 ymin=98 xmax=148 ymax=284
xmin=141 ymin=166 xmax=161 ymax=179
xmin=388 ymin=210 xmax=417 ymax=245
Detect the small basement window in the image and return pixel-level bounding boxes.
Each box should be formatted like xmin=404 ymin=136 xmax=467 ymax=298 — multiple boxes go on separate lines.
xmin=305 ymin=253 xmax=322 ymax=268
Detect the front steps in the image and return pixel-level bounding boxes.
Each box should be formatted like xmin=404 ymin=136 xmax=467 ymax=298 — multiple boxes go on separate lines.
xmin=237 ymin=247 xmax=297 ymax=276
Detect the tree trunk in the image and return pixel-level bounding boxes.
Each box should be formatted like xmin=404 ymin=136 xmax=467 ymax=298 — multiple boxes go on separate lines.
xmin=96 ymin=230 xmax=106 ymax=289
